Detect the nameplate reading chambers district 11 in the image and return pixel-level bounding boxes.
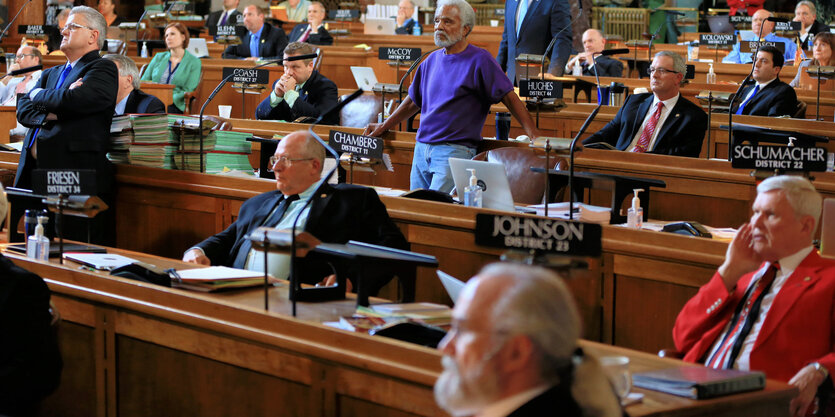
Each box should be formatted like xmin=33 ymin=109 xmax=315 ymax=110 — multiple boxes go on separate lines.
xmin=731 ymin=144 xmax=828 ymax=171
xmin=328 ymin=130 xmax=384 ymax=159
xmin=222 ymin=67 xmax=270 ymax=85
xmin=519 ymin=79 xmax=562 ymax=99
xmin=699 ymin=34 xmax=735 ymax=47
xmin=475 ymin=213 xmax=602 ymax=256
xmin=379 ymin=47 xmax=421 ymax=62
xmin=32 ymin=169 xmax=97 ymax=196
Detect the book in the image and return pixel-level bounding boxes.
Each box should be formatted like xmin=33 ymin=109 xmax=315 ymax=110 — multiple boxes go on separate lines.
xmin=632 ymin=366 xmax=766 ymax=399
xmin=171 ymin=266 xmax=277 ymax=292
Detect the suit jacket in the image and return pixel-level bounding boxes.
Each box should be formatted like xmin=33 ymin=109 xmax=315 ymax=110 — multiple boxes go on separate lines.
xmin=288 ymin=23 xmax=333 ymax=45
xmin=194 ymin=183 xmax=409 ymax=294
xmin=673 ymin=251 xmax=835 ymax=382
xmin=0 ymin=254 xmax=62 ymax=416
xmin=497 ymin=0 xmax=572 ymax=82
xmin=122 ymin=89 xmax=166 ymax=115
xmin=732 ymin=79 xmax=798 ymax=117
xmin=255 ymin=71 xmax=339 ymax=124
xmin=139 ymin=50 xmax=202 ymax=112
xmin=582 ymin=56 xmax=623 ymax=77
xmin=799 ymin=20 xmax=826 ymax=49
xmin=222 ymin=23 xmax=289 ymax=60
xmin=507 ymin=385 xmax=582 ymax=417
xmin=206 ymin=9 xmax=242 ymax=28
xmin=582 ymin=93 xmax=707 ymax=158
xmin=14 ymin=50 xmax=118 ymax=192
xmin=395 ymin=18 xmax=417 ymax=35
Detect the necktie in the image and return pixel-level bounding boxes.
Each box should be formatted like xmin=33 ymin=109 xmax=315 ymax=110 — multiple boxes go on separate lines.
xmin=632 ymin=102 xmax=664 ymax=153
xmin=28 ymin=64 xmax=72 ymax=152
xmin=516 ymin=0 xmax=528 ymax=35
xmin=15 ymin=75 xmax=31 ymax=95
xmin=299 ymin=26 xmax=312 ymax=42
xmin=706 ymin=263 xmax=779 ymax=369
xmin=249 ymin=32 xmax=260 ymax=58
xmin=219 ymin=11 xmax=228 ymax=26
xmin=735 ymin=84 xmax=759 ymax=115
xmin=232 ymin=194 xmax=300 ymax=269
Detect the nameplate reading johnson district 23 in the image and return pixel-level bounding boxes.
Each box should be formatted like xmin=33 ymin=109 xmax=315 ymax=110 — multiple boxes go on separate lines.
xmin=379 ymin=47 xmax=421 ymax=62
xmin=328 ymin=130 xmax=384 ymax=159
xmin=222 ymin=67 xmax=270 ymax=85
xmin=32 ymin=169 xmax=97 ymax=196
xmin=731 ymin=144 xmax=828 ymax=172
xmin=475 ymin=214 xmax=602 ymax=256
xmin=519 ymin=79 xmax=561 ymax=99
xmin=699 ymin=34 xmax=735 ymax=47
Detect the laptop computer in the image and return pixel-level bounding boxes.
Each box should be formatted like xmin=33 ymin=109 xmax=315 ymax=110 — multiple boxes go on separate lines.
xmin=821 ymin=198 xmax=835 ymax=259
xmin=63 ymin=253 xmax=138 ymax=271
xmin=350 ymin=66 xmax=378 ymax=91
xmin=448 ymin=157 xmax=516 ymax=212
xmin=188 ymin=37 xmax=209 ymax=58
xmin=437 ymin=270 xmax=465 ymax=304
xmin=364 ymin=18 xmax=396 ymax=35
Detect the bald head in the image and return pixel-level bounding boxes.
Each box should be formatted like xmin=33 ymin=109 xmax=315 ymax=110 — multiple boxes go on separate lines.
xmin=752 ymin=9 xmax=774 ymax=37
xmin=582 ymin=29 xmax=606 ymax=54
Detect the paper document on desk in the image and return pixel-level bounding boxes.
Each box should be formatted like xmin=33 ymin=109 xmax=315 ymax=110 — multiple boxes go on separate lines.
xmin=175 ymin=266 xmax=269 ymax=281
xmin=528 ymin=202 xmax=611 ymax=223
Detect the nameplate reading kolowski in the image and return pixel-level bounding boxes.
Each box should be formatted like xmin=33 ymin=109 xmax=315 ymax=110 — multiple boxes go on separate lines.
xmin=222 ymin=67 xmax=270 ymax=85
xmin=475 ymin=214 xmax=601 ymax=256
xmin=699 ymin=34 xmax=735 ymax=47
xmin=731 ymin=144 xmax=828 ymax=171
xmin=519 ymin=79 xmax=561 ymax=99
xmin=740 ymin=41 xmax=785 ymax=54
xmin=18 ymin=25 xmax=46 ymax=37
xmin=379 ymin=47 xmax=421 ymax=61
xmin=32 ymin=169 xmax=97 ymax=196
xmin=329 ymin=9 xmax=359 ymax=19
xmin=328 ymin=130 xmax=383 ymax=159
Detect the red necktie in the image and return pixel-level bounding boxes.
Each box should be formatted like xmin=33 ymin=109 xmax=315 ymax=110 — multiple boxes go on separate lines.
xmin=633 ymin=102 xmax=664 ymax=153
xmin=300 ymin=26 xmax=312 ymax=42
xmin=706 ymin=263 xmax=779 ymax=369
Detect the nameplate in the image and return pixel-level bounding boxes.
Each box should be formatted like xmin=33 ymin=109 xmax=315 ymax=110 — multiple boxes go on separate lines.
xmin=222 ymin=67 xmax=269 ymax=84
xmin=740 ymin=41 xmax=785 ymax=54
xmin=379 ymin=47 xmax=421 ymax=61
xmin=212 ymin=25 xmax=240 ymax=37
xmin=774 ymin=21 xmax=802 ymax=32
xmin=328 ymin=130 xmax=383 ymax=159
xmin=32 ymin=169 xmax=97 ymax=196
xmin=518 ymin=79 xmax=562 ymax=99
xmin=699 ymin=34 xmax=735 ymax=47
xmin=475 ymin=214 xmax=602 ymax=256
xmin=329 ymin=9 xmax=359 ymax=19
xmin=168 ymin=1 xmax=187 ymax=13
xmin=18 ymin=25 xmax=46 ymax=37
xmin=494 ymin=8 xmax=505 ymax=16
xmin=731 ymin=144 xmax=828 ymax=171
xmin=730 ymin=15 xmax=752 ymax=24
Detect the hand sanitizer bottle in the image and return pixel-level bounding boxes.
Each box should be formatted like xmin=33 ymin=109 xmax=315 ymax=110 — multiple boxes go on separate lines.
xmin=26 ymin=216 xmax=50 ymax=261
xmin=706 ymin=63 xmax=716 ymax=84
xmin=463 ymin=168 xmax=482 ymax=208
xmin=141 ymin=42 xmax=149 ymax=58
xmin=627 ymin=188 xmax=643 ymax=229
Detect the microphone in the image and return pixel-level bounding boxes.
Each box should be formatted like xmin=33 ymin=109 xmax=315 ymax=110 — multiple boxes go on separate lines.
xmin=766 ymin=16 xmax=789 ymax=23
xmin=0 ymin=0 xmax=34 ymax=46
xmin=727 ymin=14 xmax=770 ymax=154
xmin=598 ymin=48 xmax=630 ymax=56
xmin=5 ymin=65 xmax=42 ymax=76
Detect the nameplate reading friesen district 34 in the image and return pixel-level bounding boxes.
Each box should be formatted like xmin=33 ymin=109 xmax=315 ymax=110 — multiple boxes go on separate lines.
xmin=379 ymin=47 xmax=421 ymax=62
xmin=222 ymin=67 xmax=270 ymax=85
xmin=18 ymin=25 xmax=45 ymax=37
xmin=32 ymin=169 xmax=97 ymax=196
xmin=699 ymin=34 xmax=736 ymax=47
xmin=475 ymin=214 xmax=602 ymax=256
xmin=519 ymin=79 xmax=562 ymax=99
xmin=731 ymin=144 xmax=828 ymax=171
xmin=328 ymin=130 xmax=384 ymax=159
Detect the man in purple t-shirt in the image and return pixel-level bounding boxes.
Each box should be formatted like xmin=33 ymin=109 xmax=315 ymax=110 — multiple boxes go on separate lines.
xmin=364 ymin=0 xmax=539 ymax=193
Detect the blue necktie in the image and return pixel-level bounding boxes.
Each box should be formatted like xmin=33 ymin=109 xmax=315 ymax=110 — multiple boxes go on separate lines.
xmin=735 ymin=84 xmax=759 ymax=115
xmin=219 ymin=11 xmax=228 ymax=26
xmin=516 ymin=0 xmax=528 ymax=35
xmin=249 ymin=32 xmax=260 ymax=58
xmin=28 ymin=64 xmax=73 ymax=151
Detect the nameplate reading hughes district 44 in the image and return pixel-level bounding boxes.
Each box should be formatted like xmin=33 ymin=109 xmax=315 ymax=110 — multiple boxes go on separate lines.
xmin=32 ymin=169 xmax=97 ymax=196
xmin=328 ymin=130 xmax=384 ymax=159
xmin=222 ymin=67 xmax=270 ymax=85
xmin=731 ymin=144 xmax=828 ymax=171
xmin=379 ymin=47 xmax=421 ymax=62
xmin=519 ymin=79 xmax=561 ymax=99
xmin=475 ymin=214 xmax=602 ymax=256
xmin=699 ymin=34 xmax=736 ymax=47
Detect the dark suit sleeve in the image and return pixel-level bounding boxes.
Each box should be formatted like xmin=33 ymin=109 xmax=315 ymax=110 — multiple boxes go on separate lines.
xmin=599 ymin=57 xmax=623 ymax=77
xmin=194 ymin=220 xmax=241 ymax=265
xmin=263 ymin=27 xmax=289 ymax=60
xmin=27 ymin=59 xmax=118 ymax=118
xmin=659 ymin=100 xmax=707 ymax=157
xmin=222 ymin=38 xmax=246 ymax=59
xmin=309 ymin=27 xmax=333 ymax=46
xmin=144 ymin=95 xmax=166 ymax=114
xmin=497 ymin=6 xmax=510 ymax=72
xmin=16 ymin=69 xmax=51 ymax=128
xmin=772 ymin=83 xmax=798 ymax=117
xmin=582 ymin=95 xmax=634 ymax=148
xmin=547 ymin=0 xmax=571 ymax=76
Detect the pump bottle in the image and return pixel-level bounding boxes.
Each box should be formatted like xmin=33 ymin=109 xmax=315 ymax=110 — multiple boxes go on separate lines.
xmin=463 ymin=168 xmax=482 ymax=208
xmin=627 ymin=188 xmax=643 ymax=229
xmin=706 ymin=63 xmax=716 ymax=84
xmin=26 ymin=216 xmax=49 ymax=261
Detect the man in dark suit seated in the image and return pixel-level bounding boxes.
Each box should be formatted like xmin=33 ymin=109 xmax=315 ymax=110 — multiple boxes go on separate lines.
xmin=255 ymin=42 xmax=338 ymax=124
xmin=497 ymin=0 xmax=571 ymax=82
xmin=206 ymin=0 xmax=242 ymax=28
xmin=565 ymin=29 xmax=623 ymax=77
xmin=673 ymin=176 xmax=835 ymax=417
xmin=582 ymin=51 xmax=707 ymax=158
xmin=222 ymin=5 xmax=288 ymax=61
xmin=104 ymin=54 xmax=165 ymax=115
xmin=288 ymin=2 xmax=333 ymax=45
xmin=731 ymin=45 xmax=798 ymax=117
xmin=183 ymin=131 xmax=408 ymax=294
xmin=435 ymin=262 xmax=622 ymax=417
xmin=395 ymin=0 xmax=418 ymax=35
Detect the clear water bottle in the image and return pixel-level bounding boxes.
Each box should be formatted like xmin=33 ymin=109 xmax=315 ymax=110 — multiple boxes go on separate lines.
xmin=412 ymin=23 xmax=421 ymax=36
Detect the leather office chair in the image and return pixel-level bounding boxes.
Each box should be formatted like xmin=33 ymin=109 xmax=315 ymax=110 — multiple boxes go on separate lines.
xmin=795 ymin=100 xmax=808 ymax=119
xmin=473 ymin=147 xmax=568 ymax=204
xmin=338 ymin=94 xmax=382 ymax=128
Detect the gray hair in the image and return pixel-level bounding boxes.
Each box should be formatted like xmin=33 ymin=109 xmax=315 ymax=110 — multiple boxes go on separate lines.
xmin=298 ymin=131 xmax=326 ymax=173
xmin=796 ymin=1 xmax=816 ymax=15
xmin=104 ymin=54 xmax=140 ymax=90
xmin=435 ymin=0 xmax=475 ymax=35
xmin=69 ymin=6 xmax=107 ymax=49
xmin=758 ymin=175 xmax=822 ymax=230
xmin=654 ymin=50 xmax=687 ymax=85
xmin=400 ymin=0 xmax=416 ymax=9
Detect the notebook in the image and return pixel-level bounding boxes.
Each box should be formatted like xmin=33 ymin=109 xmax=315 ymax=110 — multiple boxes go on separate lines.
xmin=632 ymin=366 xmax=766 ymax=399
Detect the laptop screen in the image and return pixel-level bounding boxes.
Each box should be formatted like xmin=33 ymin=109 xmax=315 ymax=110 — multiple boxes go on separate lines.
xmin=448 ymin=157 xmax=516 ymax=212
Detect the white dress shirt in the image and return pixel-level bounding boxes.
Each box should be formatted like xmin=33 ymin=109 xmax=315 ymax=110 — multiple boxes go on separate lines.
xmin=627 ymin=93 xmax=680 ymax=152
xmin=739 ymin=77 xmax=776 ymax=104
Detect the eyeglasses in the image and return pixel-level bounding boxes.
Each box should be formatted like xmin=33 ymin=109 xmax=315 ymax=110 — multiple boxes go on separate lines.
xmin=648 ymin=67 xmax=679 ymax=75
xmin=63 ymin=22 xmax=95 ymax=32
xmin=15 ymin=54 xmax=35 ymax=60
xmin=269 ymin=155 xmax=313 ymax=168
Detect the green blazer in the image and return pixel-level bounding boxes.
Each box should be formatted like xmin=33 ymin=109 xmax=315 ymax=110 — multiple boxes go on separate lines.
xmin=140 ymin=50 xmax=201 ymax=112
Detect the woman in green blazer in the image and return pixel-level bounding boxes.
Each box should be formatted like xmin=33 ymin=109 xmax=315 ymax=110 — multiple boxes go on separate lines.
xmin=140 ymin=22 xmax=201 ymax=113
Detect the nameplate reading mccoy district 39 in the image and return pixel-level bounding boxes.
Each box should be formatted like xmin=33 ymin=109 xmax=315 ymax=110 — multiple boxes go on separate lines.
xmin=475 ymin=214 xmax=601 ymax=256
xmin=379 ymin=47 xmax=421 ymax=62
xmin=328 ymin=130 xmax=384 ymax=159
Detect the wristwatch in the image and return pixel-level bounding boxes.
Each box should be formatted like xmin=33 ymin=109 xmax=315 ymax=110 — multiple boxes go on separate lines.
xmin=812 ymin=362 xmax=829 ymax=380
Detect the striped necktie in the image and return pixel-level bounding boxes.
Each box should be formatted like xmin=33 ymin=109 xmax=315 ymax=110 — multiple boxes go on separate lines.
xmin=633 ymin=101 xmax=664 ymax=153
xmin=232 ymin=194 xmax=300 ymax=268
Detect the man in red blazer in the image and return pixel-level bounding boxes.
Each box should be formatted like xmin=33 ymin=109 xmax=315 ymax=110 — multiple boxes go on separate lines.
xmin=674 ymin=175 xmax=835 ymax=417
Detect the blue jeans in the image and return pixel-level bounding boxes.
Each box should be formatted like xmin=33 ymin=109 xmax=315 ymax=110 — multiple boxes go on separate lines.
xmin=410 ymin=141 xmax=476 ymax=193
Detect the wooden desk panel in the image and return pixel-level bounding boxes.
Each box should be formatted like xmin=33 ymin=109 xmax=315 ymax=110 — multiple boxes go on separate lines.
xmin=0 ymin=106 xmax=16 ymax=143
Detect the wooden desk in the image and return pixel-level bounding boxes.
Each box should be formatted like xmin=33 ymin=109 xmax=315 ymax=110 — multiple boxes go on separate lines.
xmin=0 ymin=105 xmax=16 ymax=143
xmin=139 ymin=82 xmax=174 ymax=109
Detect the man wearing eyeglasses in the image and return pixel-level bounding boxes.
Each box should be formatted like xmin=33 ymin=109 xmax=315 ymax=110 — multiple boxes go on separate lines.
xmin=582 ymin=51 xmax=707 ymax=157
xmin=183 ymin=131 xmax=408 ymax=294
xmin=0 ymin=46 xmax=43 ymax=141
xmin=14 ymin=5 xmax=118 ymax=244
